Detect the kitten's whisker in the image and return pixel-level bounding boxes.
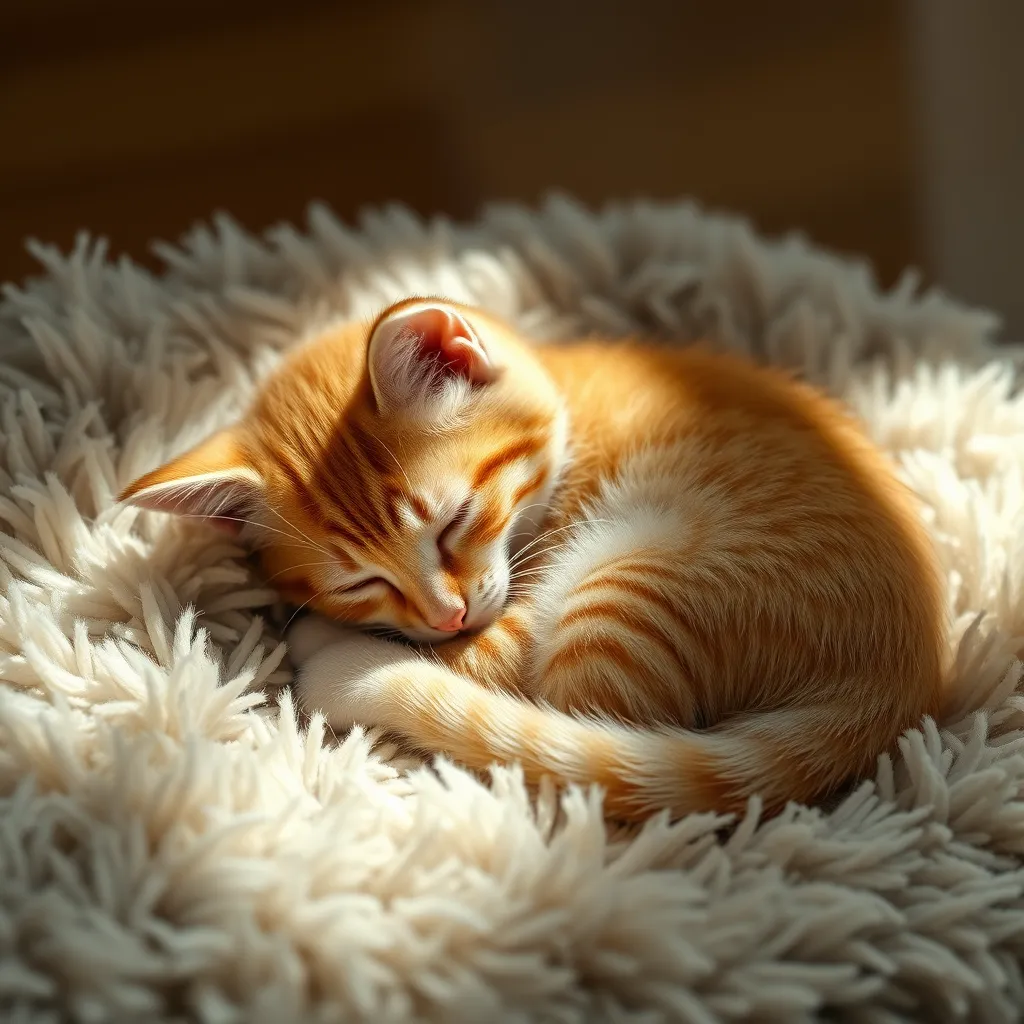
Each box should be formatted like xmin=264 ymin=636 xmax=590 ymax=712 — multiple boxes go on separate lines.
xmin=508 ymin=566 xmax=554 ymax=581
xmin=172 ymin=512 xmax=321 ymax=552
xmin=419 ymin=644 xmax=447 ymax=671
xmin=284 ymin=591 xmax=324 ymax=631
xmin=262 ymin=560 xmax=340 ymax=585
xmin=511 ymin=519 xmax=608 ymax=561
xmin=372 ymin=625 xmax=408 ymax=643
xmin=507 ymin=502 xmax=554 ymax=539
xmin=376 ymin=436 xmax=414 ymax=493
xmin=511 ymin=502 xmax=552 ymax=518
xmin=509 ymin=519 xmax=610 ymax=568
xmin=261 ymin=503 xmax=335 ymax=558
xmin=503 ymin=573 xmax=552 ymax=589
xmin=507 ymin=545 xmax=563 ymax=574
xmin=513 ymin=538 xmax=566 ymax=560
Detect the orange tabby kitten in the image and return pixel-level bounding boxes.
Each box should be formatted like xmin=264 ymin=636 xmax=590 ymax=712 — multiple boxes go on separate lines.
xmin=121 ymin=297 xmax=946 ymax=821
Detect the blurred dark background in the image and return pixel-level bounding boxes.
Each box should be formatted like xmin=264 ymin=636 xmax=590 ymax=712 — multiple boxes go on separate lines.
xmin=3 ymin=0 xmax=1022 ymax=334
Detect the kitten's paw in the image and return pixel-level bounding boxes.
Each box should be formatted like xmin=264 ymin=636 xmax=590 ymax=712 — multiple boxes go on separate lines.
xmin=286 ymin=614 xmax=352 ymax=666
xmin=293 ymin=628 xmax=413 ymax=730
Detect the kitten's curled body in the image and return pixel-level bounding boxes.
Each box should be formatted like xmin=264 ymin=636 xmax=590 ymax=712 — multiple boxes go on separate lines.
xmin=122 ymin=298 xmax=946 ymax=820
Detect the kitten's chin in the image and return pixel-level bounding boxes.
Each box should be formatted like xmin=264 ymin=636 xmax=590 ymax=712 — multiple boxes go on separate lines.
xmin=399 ymin=589 xmax=509 ymax=644
xmin=404 ymin=618 xmax=496 ymax=646
xmin=463 ymin=594 xmax=506 ymax=634
xmin=402 ymin=626 xmax=455 ymax=645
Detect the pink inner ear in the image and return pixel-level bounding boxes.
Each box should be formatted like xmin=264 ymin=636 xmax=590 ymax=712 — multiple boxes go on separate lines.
xmin=120 ymin=471 xmax=261 ymax=536
xmin=368 ymin=302 xmax=499 ymax=414
xmin=401 ymin=306 xmax=495 ymax=385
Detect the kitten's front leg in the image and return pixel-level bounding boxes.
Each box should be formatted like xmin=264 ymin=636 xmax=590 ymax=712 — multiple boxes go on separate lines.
xmin=287 ymin=602 xmax=538 ymax=732
xmin=288 ymin=616 xmax=419 ymax=730
xmin=429 ymin=601 xmax=536 ymax=697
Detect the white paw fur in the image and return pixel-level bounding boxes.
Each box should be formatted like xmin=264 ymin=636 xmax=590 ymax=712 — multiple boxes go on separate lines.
xmin=289 ymin=621 xmax=416 ymax=730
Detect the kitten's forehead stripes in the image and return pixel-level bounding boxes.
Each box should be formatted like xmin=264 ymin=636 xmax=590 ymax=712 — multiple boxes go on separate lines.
xmin=462 ymin=499 xmax=511 ymax=547
xmin=277 ymin=460 xmax=322 ymax=522
xmin=323 ymin=518 xmax=364 ymax=550
xmin=347 ymin=420 xmax=393 ymax=475
xmin=309 ymin=431 xmax=552 ymax=554
xmin=260 ymin=425 xmax=388 ymax=555
xmin=408 ymin=493 xmax=431 ymax=522
xmin=512 ymin=466 xmax=549 ymax=507
xmin=473 ymin=435 xmax=547 ymax=489
xmin=268 ymin=391 xmax=554 ymax=581
xmin=314 ymin=436 xmax=399 ymax=542
xmin=312 ymin=441 xmax=432 ymax=556
xmin=380 ymin=487 xmax=406 ymax=530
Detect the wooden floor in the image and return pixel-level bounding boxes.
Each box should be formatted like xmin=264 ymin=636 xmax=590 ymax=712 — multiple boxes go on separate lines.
xmin=1 ymin=0 xmax=923 ymax=289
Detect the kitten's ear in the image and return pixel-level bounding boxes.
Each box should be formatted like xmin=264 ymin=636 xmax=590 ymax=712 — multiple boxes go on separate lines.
xmin=118 ymin=429 xmax=263 ymax=535
xmin=367 ymin=301 xmax=499 ymax=416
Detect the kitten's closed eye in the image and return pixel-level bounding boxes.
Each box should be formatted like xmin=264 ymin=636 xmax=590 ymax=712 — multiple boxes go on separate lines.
xmin=437 ymin=497 xmax=473 ymax=553
xmin=336 ymin=576 xmax=389 ymax=595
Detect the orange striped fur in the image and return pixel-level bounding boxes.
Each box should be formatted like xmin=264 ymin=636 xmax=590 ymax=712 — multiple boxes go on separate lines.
xmin=121 ymin=297 xmax=947 ymax=821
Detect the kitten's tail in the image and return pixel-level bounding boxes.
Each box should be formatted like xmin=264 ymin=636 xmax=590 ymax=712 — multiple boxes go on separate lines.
xmin=304 ymin=657 xmax=911 ymax=820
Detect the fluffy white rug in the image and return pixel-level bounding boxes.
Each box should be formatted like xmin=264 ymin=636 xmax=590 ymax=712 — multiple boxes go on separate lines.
xmin=1 ymin=196 xmax=1024 ymax=1023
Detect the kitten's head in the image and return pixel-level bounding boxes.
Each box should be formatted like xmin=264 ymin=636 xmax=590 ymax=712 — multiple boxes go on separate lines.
xmin=120 ymin=298 xmax=567 ymax=641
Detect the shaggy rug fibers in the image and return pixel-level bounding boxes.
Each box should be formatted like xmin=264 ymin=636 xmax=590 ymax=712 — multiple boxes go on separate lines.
xmin=1 ymin=197 xmax=1024 ymax=1024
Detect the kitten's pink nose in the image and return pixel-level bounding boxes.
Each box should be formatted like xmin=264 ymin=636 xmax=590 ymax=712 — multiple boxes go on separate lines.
xmin=431 ymin=604 xmax=466 ymax=633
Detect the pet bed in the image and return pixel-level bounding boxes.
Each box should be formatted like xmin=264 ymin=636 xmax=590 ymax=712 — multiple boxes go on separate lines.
xmin=1 ymin=196 xmax=1023 ymax=1022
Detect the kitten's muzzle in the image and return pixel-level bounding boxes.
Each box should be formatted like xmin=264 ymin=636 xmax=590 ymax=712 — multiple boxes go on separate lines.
xmin=428 ymin=604 xmax=466 ymax=633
